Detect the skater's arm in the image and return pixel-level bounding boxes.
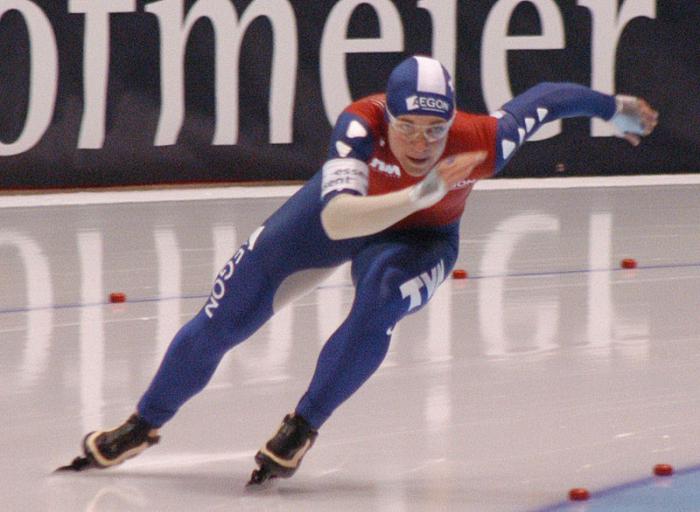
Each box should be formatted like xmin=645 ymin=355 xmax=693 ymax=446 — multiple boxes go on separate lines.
xmin=493 ymin=82 xmax=658 ymax=172
xmin=321 ymin=187 xmax=416 ymax=240
xmin=321 ymin=152 xmax=486 ymax=240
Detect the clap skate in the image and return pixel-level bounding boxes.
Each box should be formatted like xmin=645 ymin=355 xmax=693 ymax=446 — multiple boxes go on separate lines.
xmin=247 ymin=413 xmax=318 ymax=486
xmin=55 ymin=414 xmax=160 ymax=472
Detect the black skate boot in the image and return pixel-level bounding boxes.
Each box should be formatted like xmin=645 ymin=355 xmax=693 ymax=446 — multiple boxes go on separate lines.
xmin=56 ymin=414 xmax=160 ymax=472
xmin=247 ymin=413 xmax=318 ymax=486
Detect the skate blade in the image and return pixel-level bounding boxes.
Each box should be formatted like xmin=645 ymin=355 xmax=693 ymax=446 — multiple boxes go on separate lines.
xmin=245 ymin=466 xmax=277 ymax=487
xmin=54 ymin=456 xmax=94 ymax=472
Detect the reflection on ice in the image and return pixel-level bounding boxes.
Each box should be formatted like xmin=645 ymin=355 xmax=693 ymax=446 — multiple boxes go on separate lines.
xmin=79 ymin=231 xmax=105 ymax=433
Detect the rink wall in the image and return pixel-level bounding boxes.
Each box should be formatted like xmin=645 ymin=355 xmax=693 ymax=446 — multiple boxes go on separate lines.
xmin=0 ymin=1 xmax=698 ymax=189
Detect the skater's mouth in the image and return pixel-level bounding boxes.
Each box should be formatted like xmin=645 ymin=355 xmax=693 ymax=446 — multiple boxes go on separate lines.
xmin=407 ymin=155 xmax=430 ymax=166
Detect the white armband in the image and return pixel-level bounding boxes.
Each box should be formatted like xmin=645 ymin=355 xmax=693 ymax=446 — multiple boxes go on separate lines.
xmin=321 ymin=158 xmax=369 ymax=200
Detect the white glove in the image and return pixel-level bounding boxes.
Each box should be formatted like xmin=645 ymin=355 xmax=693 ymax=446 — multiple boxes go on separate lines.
xmin=408 ymin=166 xmax=448 ymax=210
xmin=408 ymin=152 xmax=487 ymax=209
xmin=609 ymin=95 xmax=659 ymax=146
xmin=610 ymin=95 xmax=646 ymax=135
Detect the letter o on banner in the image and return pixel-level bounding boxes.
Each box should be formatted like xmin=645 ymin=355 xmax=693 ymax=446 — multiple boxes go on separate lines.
xmin=0 ymin=1 xmax=58 ymax=156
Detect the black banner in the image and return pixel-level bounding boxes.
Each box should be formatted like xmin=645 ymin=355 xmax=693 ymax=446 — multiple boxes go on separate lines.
xmin=0 ymin=1 xmax=698 ymax=189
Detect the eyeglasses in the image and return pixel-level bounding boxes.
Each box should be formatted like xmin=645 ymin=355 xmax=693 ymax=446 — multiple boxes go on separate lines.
xmin=387 ymin=110 xmax=452 ymax=143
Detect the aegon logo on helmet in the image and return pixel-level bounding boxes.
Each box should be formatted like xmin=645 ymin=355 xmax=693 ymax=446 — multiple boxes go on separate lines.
xmin=405 ymin=95 xmax=450 ymax=113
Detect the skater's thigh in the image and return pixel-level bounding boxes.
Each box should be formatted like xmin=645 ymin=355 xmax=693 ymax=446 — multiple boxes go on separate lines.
xmin=272 ymin=267 xmax=338 ymax=312
xmin=350 ymin=227 xmax=459 ymax=314
xmin=203 ymin=176 xmax=361 ymax=326
xmin=234 ymin=198 xmax=359 ymax=279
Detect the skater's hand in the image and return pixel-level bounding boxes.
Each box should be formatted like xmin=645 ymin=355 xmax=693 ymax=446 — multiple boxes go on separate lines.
xmin=610 ymin=96 xmax=659 ymax=146
xmin=433 ymin=151 xmax=487 ymax=188
xmin=409 ymin=151 xmax=487 ymax=209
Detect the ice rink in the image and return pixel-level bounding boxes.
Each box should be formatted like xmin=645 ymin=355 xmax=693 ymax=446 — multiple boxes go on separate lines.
xmin=3 ymin=176 xmax=700 ymax=511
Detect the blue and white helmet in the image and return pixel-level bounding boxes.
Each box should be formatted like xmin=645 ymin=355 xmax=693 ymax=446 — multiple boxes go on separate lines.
xmin=386 ymin=55 xmax=455 ymax=122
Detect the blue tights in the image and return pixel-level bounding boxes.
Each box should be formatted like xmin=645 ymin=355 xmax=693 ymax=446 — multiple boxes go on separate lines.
xmin=137 ymin=172 xmax=459 ymax=429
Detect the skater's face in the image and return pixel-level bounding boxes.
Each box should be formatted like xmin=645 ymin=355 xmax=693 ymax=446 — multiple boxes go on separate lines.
xmin=387 ymin=113 xmax=451 ymax=177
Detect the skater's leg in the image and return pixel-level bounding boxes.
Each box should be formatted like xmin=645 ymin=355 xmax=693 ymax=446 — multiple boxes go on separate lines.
xmin=137 ymin=173 xmax=364 ymax=427
xmin=137 ymin=265 xmax=341 ymax=427
xmin=247 ymin=227 xmax=458 ymax=482
xmin=61 ymin=173 xmax=364 ymax=472
xmin=136 ymin=243 xmax=277 ymax=427
xmin=295 ymin=227 xmax=459 ymax=429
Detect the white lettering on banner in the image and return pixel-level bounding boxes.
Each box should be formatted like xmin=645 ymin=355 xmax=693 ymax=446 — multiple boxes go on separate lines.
xmin=204 ymin=225 xmax=265 ymax=318
xmin=417 ymin=0 xmax=457 ymax=80
xmin=320 ymin=0 xmax=404 ymax=125
xmin=482 ymin=0 xmax=656 ymax=142
xmin=0 ymin=1 xmax=58 ymax=156
xmin=70 ymin=1 xmax=136 ymax=149
xmin=2 ymin=0 xmax=658 ymax=157
xmin=399 ymin=259 xmax=445 ymax=312
xmin=146 ymin=0 xmax=297 ymax=146
xmin=578 ymin=0 xmax=656 ymax=137
xmin=482 ymin=0 xmax=565 ymax=142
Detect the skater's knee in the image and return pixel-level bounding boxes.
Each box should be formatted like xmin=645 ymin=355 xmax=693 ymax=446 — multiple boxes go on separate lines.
xmin=356 ymin=262 xmax=405 ymax=304
xmin=192 ymin=297 xmax=268 ymax=348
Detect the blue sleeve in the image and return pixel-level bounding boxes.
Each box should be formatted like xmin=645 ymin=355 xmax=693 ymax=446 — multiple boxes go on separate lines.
xmin=327 ymin=112 xmax=375 ymax=161
xmin=321 ymin=112 xmax=374 ymax=203
xmin=494 ymin=82 xmax=616 ymax=173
